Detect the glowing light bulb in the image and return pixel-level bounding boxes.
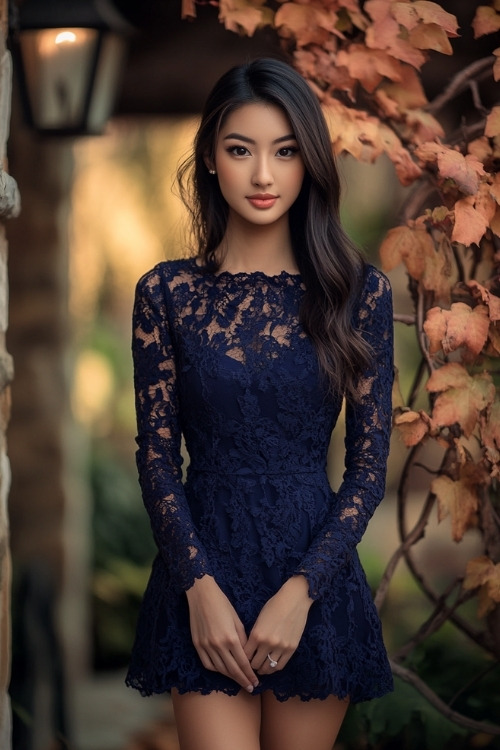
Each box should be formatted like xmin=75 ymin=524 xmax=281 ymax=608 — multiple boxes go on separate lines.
xmin=55 ymin=31 xmax=77 ymax=45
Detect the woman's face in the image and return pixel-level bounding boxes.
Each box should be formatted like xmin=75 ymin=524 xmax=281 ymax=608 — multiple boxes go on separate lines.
xmin=211 ymin=102 xmax=305 ymax=230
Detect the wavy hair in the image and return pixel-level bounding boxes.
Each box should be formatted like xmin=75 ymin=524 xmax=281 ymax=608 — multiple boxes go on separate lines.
xmin=177 ymin=57 xmax=371 ymax=400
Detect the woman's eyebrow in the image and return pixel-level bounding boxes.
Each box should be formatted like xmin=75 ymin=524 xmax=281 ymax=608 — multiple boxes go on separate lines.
xmin=222 ymin=132 xmax=297 ymax=144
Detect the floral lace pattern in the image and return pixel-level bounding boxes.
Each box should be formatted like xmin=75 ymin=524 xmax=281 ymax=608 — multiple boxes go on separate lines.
xmin=126 ymin=258 xmax=394 ymax=703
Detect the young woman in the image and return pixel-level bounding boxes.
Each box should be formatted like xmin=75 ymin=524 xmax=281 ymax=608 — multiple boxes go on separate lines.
xmin=126 ymin=58 xmax=394 ymax=750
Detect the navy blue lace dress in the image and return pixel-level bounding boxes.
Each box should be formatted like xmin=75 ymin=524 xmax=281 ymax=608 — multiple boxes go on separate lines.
xmin=126 ymin=257 xmax=394 ymax=703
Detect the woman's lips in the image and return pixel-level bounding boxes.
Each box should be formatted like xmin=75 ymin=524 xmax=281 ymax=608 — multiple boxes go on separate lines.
xmin=246 ymin=194 xmax=278 ymax=209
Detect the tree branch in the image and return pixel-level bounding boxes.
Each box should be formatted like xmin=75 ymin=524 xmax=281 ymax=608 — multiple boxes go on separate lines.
xmin=426 ymin=57 xmax=495 ymax=114
xmin=393 ymin=313 xmax=416 ymax=325
xmin=390 ymin=660 xmax=500 ymax=735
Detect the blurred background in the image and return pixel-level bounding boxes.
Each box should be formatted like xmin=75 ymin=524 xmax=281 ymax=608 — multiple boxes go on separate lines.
xmin=3 ymin=1 xmax=499 ymax=749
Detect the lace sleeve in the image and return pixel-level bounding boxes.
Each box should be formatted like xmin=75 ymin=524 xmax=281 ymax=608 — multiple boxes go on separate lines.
xmin=296 ymin=267 xmax=394 ymax=601
xmin=132 ymin=267 xmax=213 ymax=593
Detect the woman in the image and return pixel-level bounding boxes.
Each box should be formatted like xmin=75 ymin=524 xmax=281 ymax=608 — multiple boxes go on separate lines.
xmin=126 ymin=58 xmax=394 ymax=750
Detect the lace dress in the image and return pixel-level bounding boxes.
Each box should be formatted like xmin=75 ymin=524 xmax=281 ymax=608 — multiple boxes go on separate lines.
xmin=126 ymin=257 xmax=394 ymax=703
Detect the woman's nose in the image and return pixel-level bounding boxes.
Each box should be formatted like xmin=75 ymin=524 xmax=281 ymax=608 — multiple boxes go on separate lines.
xmin=252 ymin=157 xmax=273 ymax=187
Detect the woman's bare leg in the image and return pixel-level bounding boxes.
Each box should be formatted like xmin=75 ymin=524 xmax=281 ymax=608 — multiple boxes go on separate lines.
xmin=172 ymin=689 xmax=261 ymax=750
xmin=260 ymin=691 xmax=349 ymax=750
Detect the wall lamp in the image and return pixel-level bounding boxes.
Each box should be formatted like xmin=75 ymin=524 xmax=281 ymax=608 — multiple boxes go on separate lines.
xmin=10 ymin=0 xmax=132 ymax=136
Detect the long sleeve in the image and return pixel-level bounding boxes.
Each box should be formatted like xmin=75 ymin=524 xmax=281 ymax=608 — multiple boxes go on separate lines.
xmin=296 ymin=267 xmax=394 ymax=600
xmin=132 ymin=267 xmax=213 ymax=592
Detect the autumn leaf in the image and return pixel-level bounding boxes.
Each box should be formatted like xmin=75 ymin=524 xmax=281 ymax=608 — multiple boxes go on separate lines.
xmin=468 ymin=136 xmax=492 ymax=164
xmin=491 ymin=206 xmax=500 ymax=237
xmin=365 ymin=0 xmax=427 ymax=68
xmin=275 ymin=2 xmax=335 ymax=46
xmin=467 ymin=280 xmax=500 ymax=321
xmin=480 ymin=399 xmax=500 ymax=468
xmin=336 ymin=44 xmax=403 ymax=93
xmin=403 ymin=109 xmax=445 ymax=144
xmin=416 ymin=143 xmax=484 ymax=195
xmin=452 ymin=196 xmax=488 ymax=246
xmin=472 ymin=5 xmax=500 ymax=38
xmin=412 ymin=1 xmax=459 ymax=36
xmin=485 ymin=106 xmax=500 ymax=138
xmin=424 ymin=303 xmax=490 ymax=358
xmin=427 ymin=364 xmax=495 ymax=437
xmin=181 ymin=0 xmax=197 ymax=19
xmin=380 ymin=224 xmax=430 ymax=277
xmin=409 ymin=23 xmax=453 ymax=54
xmin=431 ymin=473 xmax=479 ymax=542
xmin=377 ymin=63 xmax=428 ymax=109
xmin=463 ymin=555 xmax=500 ymax=617
xmin=394 ymin=409 xmax=431 ymax=446
xmin=219 ymin=0 xmax=274 ymax=35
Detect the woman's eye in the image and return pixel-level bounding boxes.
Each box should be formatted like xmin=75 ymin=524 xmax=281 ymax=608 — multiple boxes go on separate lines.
xmin=228 ymin=146 xmax=249 ymax=156
xmin=277 ymin=146 xmax=298 ymax=157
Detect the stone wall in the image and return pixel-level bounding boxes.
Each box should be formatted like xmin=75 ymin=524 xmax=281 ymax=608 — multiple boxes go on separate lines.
xmin=0 ymin=0 xmax=20 ymax=745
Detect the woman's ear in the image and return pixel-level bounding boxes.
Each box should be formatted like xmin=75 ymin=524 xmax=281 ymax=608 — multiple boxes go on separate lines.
xmin=203 ymin=154 xmax=216 ymax=174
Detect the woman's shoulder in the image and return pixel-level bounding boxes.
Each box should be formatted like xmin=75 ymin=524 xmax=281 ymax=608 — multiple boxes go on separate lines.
xmin=361 ymin=263 xmax=392 ymax=298
xmin=136 ymin=257 xmax=201 ymax=292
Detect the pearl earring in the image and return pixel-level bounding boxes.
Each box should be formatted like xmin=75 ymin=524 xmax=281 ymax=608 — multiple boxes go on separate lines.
xmin=208 ymin=169 xmax=216 ymax=175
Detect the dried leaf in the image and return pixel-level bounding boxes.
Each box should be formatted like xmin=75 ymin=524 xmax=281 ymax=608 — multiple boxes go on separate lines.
xmin=485 ymin=106 xmax=500 ymax=138
xmin=491 ymin=206 xmax=500 ymax=237
xmin=403 ymin=109 xmax=445 ymax=143
xmin=464 ymin=555 xmax=500 ymax=617
xmin=378 ymin=64 xmax=428 ymax=109
xmin=365 ymin=1 xmax=427 ymax=67
xmin=472 ymin=5 xmax=500 ymax=38
xmin=380 ymin=224 xmax=429 ymax=277
xmin=412 ymin=1 xmax=459 ymax=36
xmin=336 ymin=44 xmax=403 ymax=93
xmin=408 ymin=23 xmax=453 ymax=54
xmin=490 ymin=172 xmax=500 ymax=204
xmin=394 ymin=409 xmax=431 ymax=446
xmin=427 ymin=364 xmax=495 ymax=437
xmin=423 ymin=303 xmax=490 ymax=357
xmin=181 ymin=0 xmax=197 ymax=19
xmin=416 ymin=143 xmax=483 ymax=195
xmin=431 ymin=474 xmax=479 ymax=542
xmin=452 ymin=196 xmax=488 ymax=246
xmin=467 ymin=280 xmax=500 ymax=321
xmin=468 ymin=136 xmax=492 ymax=163
xmin=480 ymin=399 xmax=500 ymax=467
xmin=219 ymin=0 xmax=274 ymax=35
xmin=275 ymin=2 xmax=335 ymax=46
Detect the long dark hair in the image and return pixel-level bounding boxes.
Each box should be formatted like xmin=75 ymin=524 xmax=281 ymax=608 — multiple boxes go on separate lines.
xmin=177 ymin=57 xmax=371 ymax=400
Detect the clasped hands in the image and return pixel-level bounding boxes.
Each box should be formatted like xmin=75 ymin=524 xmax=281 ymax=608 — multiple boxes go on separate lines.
xmin=186 ymin=574 xmax=313 ymax=692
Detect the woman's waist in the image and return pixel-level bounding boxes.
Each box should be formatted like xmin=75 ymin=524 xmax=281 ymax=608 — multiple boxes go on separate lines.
xmin=187 ymin=457 xmax=328 ymax=478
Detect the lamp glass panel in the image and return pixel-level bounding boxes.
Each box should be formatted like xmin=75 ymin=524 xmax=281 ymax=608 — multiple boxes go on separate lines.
xmin=87 ymin=34 xmax=125 ymax=133
xmin=19 ymin=28 xmax=98 ymax=130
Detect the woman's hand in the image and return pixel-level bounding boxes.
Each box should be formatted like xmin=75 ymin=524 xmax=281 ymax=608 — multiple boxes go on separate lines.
xmin=185 ymin=575 xmax=259 ymax=692
xmin=244 ymin=575 xmax=314 ymax=675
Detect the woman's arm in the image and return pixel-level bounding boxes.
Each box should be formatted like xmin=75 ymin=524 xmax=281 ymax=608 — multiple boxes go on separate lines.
xmin=133 ymin=267 xmax=212 ymax=592
xmin=295 ymin=267 xmax=394 ymax=601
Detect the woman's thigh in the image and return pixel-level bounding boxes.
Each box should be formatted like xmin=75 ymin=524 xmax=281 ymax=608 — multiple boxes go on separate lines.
xmin=260 ymin=691 xmax=349 ymax=750
xmin=172 ymin=689 xmax=261 ymax=750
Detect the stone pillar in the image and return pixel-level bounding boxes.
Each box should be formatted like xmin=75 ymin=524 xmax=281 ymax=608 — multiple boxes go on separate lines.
xmin=0 ymin=0 xmax=20 ymax=746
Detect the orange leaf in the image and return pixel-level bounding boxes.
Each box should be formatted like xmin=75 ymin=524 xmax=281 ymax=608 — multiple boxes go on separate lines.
xmin=480 ymin=399 xmax=500 ymax=467
xmin=181 ymin=0 xmax=197 ymax=18
xmin=472 ymin=5 xmax=500 ymax=38
xmin=365 ymin=1 xmax=427 ymax=67
xmin=403 ymin=109 xmax=445 ymax=144
xmin=378 ymin=64 xmax=428 ymax=109
xmin=412 ymin=1 xmax=459 ymax=36
xmin=475 ymin=181 xmax=498 ymax=225
xmin=464 ymin=555 xmax=500 ymax=617
xmin=423 ymin=303 xmax=490 ymax=357
xmin=416 ymin=143 xmax=483 ymax=195
xmin=431 ymin=474 xmax=479 ymax=542
xmin=275 ymin=2 xmax=335 ymax=46
xmin=394 ymin=409 xmax=431 ymax=446
xmin=452 ymin=197 xmax=488 ymax=246
xmin=427 ymin=364 xmax=495 ymax=437
xmin=408 ymin=23 xmax=453 ymax=54
xmin=468 ymin=136 xmax=492 ymax=163
xmin=219 ymin=0 xmax=274 ymax=35
xmin=490 ymin=172 xmax=500 ymax=204
xmin=491 ymin=206 xmax=500 ymax=237
xmin=336 ymin=44 xmax=403 ymax=93
xmin=379 ymin=224 xmax=429 ymax=277
xmin=467 ymin=280 xmax=500 ymax=321
xmin=485 ymin=106 xmax=500 ymax=138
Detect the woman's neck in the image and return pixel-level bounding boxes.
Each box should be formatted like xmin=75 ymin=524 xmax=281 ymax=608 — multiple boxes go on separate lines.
xmin=216 ymin=215 xmax=298 ymax=276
